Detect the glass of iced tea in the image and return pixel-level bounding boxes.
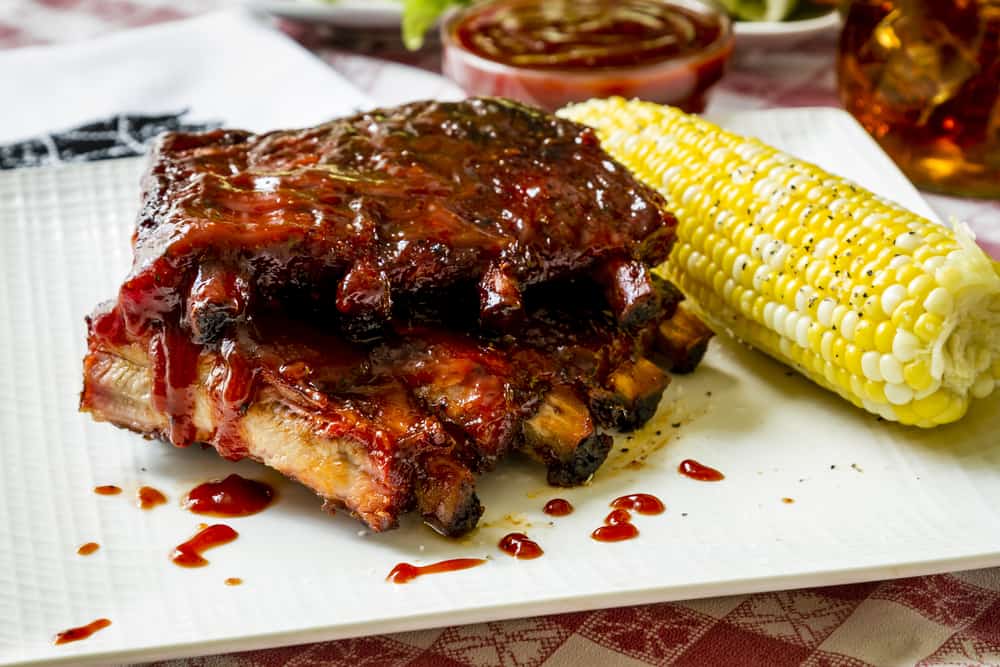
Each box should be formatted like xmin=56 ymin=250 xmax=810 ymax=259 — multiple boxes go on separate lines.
xmin=837 ymin=0 xmax=1000 ymax=198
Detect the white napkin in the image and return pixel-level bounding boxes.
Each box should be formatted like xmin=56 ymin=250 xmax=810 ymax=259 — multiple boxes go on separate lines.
xmin=0 ymin=9 xmax=373 ymax=145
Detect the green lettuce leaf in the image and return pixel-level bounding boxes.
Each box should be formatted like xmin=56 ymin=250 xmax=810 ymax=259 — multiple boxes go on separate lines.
xmin=402 ymin=0 xmax=470 ymax=50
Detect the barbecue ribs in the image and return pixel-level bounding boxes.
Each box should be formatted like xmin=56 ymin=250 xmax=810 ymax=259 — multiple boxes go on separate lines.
xmin=122 ymin=97 xmax=676 ymax=342
xmin=81 ymin=98 xmax=712 ymax=536
xmin=82 ymin=284 xmax=710 ymax=535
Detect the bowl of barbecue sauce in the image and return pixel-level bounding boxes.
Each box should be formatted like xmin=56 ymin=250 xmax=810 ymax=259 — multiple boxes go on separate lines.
xmin=442 ymin=0 xmax=733 ymax=112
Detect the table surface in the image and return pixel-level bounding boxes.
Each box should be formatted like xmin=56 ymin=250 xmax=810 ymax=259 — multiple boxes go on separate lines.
xmin=3 ymin=2 xmax=1000 ymax=666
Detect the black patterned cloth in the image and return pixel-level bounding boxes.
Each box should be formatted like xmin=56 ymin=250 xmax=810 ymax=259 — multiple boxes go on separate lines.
xmin=0 ymin=110 xmax=218 ymax=170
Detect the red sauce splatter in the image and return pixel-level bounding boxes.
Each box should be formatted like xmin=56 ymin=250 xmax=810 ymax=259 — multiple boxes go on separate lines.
xmin=543 ymin=498 xmax=573 ymax=516
xmin=184 ymin=474 xmax=274 ymax=517
xmin=171 ymin=524 xmax=238 ymax=567
xmin=54 ymin=618 xmax=111 ymax=645
xmin=225 ymin=577 xmax=243 ymax=586
xmin=591 ymin=494 xmax=664 ymax=542
xmin=604 ymin=508 xmax=632 ymax=525
xmin=591 ymin=523 xmax=639 ymax=542
xmin=137 ymin=486 xmax=167 ymax=509
xmin=611 ymin=493 xmax=665 ymax=515
xmin=782 ymin=497 xmax=795 ymax=504
xmin=386 ymin=558 xmax=486 ymax=583
xmin=94 ymin=485 xmax=121 ymax=496
xmin=678 ymin=459 xmax=725 ymax=481
xmin=77 ymin=542 xmax=100 ymax=556
xmin=498 ymin=532 xmax=543 ymax=559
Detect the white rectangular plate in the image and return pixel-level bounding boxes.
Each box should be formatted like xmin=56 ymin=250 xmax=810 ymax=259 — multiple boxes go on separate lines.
xmin=2 ymin=108 xmax=999 ymax=666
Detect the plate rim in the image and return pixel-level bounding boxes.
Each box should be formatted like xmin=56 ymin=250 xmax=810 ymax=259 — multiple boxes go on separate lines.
xmin=733 ymin=7 xmax=841 ymax=36
xmin=13 ymin=548 xmax=1000 ymax=667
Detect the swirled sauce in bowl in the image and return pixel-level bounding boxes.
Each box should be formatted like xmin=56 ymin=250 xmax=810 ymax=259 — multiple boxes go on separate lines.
xmin=443 ymin=0 xmax=733 ymax=111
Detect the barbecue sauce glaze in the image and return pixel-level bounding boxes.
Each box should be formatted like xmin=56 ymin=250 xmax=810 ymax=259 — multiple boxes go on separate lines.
xmin=80 ymin=100 xmax=685 ymax=542
xmin=678 ymin=459 xmax=725 ymax=481
xmin=611 ymin=493 xmax=665 ymax=514
xmin=498 ymin=532 xmax=544 ymax=559
xmin=454 ymin=0 xmax=725 ymax=70
xmin=138 ymin=486 xmax=167 ymax=509
xmin=184 ymin=474 xmax=274 ymax=517
xmin=54 ymin=618 xmax=111 ymax=645
xmin=171 ymin=524 xmax=238 ymax=567
xmin=386 ymin=558 xmax=486 ymax=583
xmin=77 ymin=542 xmax=100 ymax=556
xmin=591 ymin=492 xmax=664 ymax=542
xmin=543 ymin=498 xmax=573 ymax=516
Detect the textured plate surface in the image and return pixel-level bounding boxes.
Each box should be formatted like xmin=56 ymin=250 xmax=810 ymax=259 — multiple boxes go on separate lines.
xmin=1 ymin=108 xmax=999 ymax=666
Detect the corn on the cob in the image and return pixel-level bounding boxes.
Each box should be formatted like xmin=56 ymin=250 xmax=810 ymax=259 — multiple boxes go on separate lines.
xmin=560 ymin=98 xmax=1000 ymax=427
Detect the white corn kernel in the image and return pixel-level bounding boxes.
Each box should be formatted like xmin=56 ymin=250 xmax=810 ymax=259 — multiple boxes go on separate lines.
xmin=841 ymin=311 xmax=859 ymax=341
xmin=796 ymin=318 xmax=811 ymax=348
xmin=861 ymin=351 xmax=883 ymax=382
xmin=752 ymin=234 xmax=773 ymax=259
xmin=763 ymin=301 xmax=778 ymax=329
xmin=784 ymin=311 xmax=800 ymax=339
xmin=817 ymin=298 xmax=836 ymax=327
xmin=895 ymin=232 xmax=922 ymax=252
xmin=813 ymin=237 xmax=836 ymax=259
xmin=753 ymin=265 xmax=771 ymax=292
xmin=884 ymin=382 xmax=914 ymax=405
xmin=879 ymin=355 xmax=904 ymax=385
xmin=892 ymin=330 xmax=921 ymax=362
xmin=881 ymin=285 xmax=907 ymax=317
xmin=773 ymin=304 xmax=790 ymax=333
xmin=923 ymin=287 xmax=953 ymax=318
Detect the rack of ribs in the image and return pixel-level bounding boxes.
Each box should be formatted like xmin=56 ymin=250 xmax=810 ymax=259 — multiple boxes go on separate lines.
xmin=80 ymin=98 xmax=712 ymax=536
xmin=122 ymin=97 xmax=676 ymax=342
xmin=82 ymin=281 xmax=710 ymax=535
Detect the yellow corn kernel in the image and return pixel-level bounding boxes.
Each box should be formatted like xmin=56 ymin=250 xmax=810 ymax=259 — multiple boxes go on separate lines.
xmin=874 ymin=321 xmax=896 ymax=354
xmin=891 ymin=299 xmax=920 ymax=330
xmin=913 ymin=313 xmax=943 ymax=343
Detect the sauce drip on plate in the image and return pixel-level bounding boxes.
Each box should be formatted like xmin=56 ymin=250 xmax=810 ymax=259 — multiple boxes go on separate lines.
xmin=498 ymin=532 xmax=543 ymax=559
xmin=94 ymin=485 xmax=121 ymax=496
xmin=77 ymin=542 xmax=100 ymax=556
xmin=611 ymin=493 xmax=665 ymax=515
xmin=386 ymin=558 xmax=486 ymax=583
xmin=137 ymin=486 xmax=167 ymax=509
xmin=604 ymin=508 xmax=632 ymax=525
xmin=543 ymin=498 xmax=574 ymax=516
xmin=184 ymin=474 xmax=274 ymax=517
xmin=54 ymin=618 xmax=111 ymax=645
xmin=225 ymin=577 xmax=243 ymax=586
xmin=171 ymin=524 xmax=238 ymax=567
xmin=678 ymin=459 xmax=725 ymax=481
xmin=592 ymin=522 xmax=639 ymax=542
xmin=592 ymin=508 xmax=639 ymax=542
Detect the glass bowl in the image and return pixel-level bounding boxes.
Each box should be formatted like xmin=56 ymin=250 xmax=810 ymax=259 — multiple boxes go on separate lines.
xmin=441 ymin=0 xmax=734 ymax=112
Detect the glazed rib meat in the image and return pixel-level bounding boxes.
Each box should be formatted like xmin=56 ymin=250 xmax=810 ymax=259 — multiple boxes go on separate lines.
xmin=81 ymin=282 xmax=711 ymax=536
xmin=81 ymin=98 xmax=713 ymax=536
xmin=122 ymin=98 xmax=676 ymax=341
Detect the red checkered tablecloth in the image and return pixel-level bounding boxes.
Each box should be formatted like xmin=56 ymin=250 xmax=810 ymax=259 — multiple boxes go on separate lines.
xmin=4 ymin=2 xmax=1000 ymax=665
